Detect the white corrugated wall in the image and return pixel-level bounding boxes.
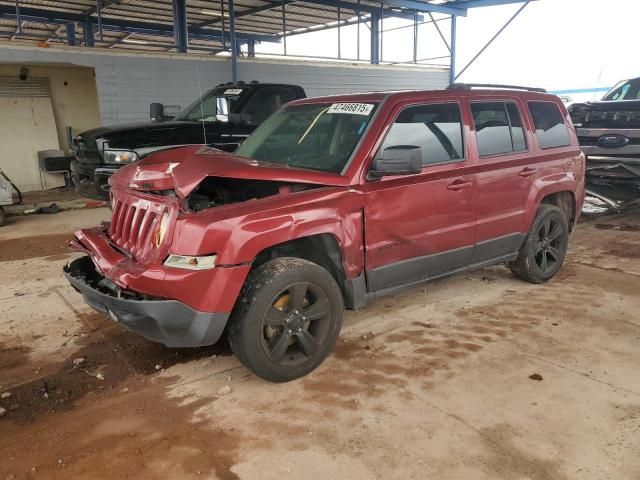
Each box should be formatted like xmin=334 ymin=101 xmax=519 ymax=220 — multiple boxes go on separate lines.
xmin=0 ymin=44 xmax=449 ymax=127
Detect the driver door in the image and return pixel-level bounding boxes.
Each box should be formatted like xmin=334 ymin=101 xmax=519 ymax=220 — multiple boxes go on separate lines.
xmin=363 ymin=101 xmax=477 ymax=292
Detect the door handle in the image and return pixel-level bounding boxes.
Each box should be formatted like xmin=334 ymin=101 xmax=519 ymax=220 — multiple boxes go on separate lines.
xmin=518 ymin=167 xmax=538 ymax=177
xmin=447 ymin=179 xmax=472 ymax=191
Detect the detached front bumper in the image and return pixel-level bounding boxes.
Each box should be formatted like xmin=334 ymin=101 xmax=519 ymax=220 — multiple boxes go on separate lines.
xmin=64 ymin=256 xmax=230 ymax=347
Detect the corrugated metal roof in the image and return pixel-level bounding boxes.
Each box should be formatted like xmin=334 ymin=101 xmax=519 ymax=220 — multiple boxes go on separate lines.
xmin=0 ymin=0 xmax=474 ymax=53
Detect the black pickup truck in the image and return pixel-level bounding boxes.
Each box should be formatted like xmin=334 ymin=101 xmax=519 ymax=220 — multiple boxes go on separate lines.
xmin=72 ymin=81 xmax=306 ymax=200
xmin=568 ymin=77 xmax=640 ymax=210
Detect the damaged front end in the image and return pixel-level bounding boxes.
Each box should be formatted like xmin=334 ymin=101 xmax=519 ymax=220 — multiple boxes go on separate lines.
xmin=569 ymin=98 xmax=640 ymax=213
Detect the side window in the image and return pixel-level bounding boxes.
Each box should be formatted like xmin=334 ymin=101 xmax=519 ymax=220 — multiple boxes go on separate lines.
xmin=506 ymin=103 xmax=527 ymax=152
xmin=381 ymin=103 xmax=464 ymax=166
xmin=244 ymin=87 xmax=298 ymax=124
xmin=528 ymin=101 xmax=571 ymax=149
xmin=471 ymin=101 xmax=527 ymax=157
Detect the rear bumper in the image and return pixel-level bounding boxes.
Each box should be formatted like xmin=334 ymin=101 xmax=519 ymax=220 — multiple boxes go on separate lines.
xmin=64 ymin=256 xmax=229 ymax=347
xmin=71 ymin=160 xmax=120 ymax=200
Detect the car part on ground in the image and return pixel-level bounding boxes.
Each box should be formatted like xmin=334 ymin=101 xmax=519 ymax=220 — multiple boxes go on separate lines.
xmin=70 ymin=81 xmax=306 ymax=200
xmin=65 ymin=86 xmax=584 ymax=381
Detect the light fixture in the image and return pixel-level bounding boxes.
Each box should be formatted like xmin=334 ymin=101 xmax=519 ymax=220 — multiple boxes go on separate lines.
xmin=201 ymin=9 xmax=230 ymax=17
xmin=122 ymin=38 xmax=150 ymax=45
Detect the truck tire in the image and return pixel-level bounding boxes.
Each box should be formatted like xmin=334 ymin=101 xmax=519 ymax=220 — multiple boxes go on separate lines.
xmin=509 ymin=204 xmax=569 ymax=284
xmin=0 ymin=207 xmax=5 ymax=227
xmin=227 ymin=257 xmax=344 ymax=382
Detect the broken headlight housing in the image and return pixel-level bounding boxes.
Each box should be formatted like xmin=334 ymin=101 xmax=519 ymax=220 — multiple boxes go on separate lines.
xmin=163 ymin=254 xmax=217 ymax=270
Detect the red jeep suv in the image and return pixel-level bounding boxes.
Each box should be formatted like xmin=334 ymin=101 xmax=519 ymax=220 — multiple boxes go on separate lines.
xmin=65 ymin=84 xmax=585 ymax=382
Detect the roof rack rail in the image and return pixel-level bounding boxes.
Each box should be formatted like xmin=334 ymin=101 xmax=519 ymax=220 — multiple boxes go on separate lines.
xmin=447 ymin=83 xmax=547 ymax=93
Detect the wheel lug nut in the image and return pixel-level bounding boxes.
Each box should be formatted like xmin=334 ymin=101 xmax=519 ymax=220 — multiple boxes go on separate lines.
xmin=287 ymin=329 xmax=292 ymax=334
xmin=298 ymin=328 xmax=302 ymax=332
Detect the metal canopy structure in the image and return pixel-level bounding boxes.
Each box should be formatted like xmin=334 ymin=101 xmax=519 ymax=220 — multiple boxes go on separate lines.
xmin=0 ymin=0 xmax=533 ymax=82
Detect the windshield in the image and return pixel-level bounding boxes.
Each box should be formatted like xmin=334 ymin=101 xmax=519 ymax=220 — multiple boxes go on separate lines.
xmin=175 ymin=87 xmax=243 ymax=122
xmin=235 ymin=102 xmax=378 ymax=173
xmin=602 ymin=79 xmax=640 ymax=101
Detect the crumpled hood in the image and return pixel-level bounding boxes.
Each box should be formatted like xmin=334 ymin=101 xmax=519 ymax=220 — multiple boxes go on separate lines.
xmin=110 ymin=145 xmax=349 ymax=199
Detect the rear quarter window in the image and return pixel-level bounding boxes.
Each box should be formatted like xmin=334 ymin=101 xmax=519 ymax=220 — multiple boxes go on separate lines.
xmin=527 ymin=101 xmax=571 ymax=149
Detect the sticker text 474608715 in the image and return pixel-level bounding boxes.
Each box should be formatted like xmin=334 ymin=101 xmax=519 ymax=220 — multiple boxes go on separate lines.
xmin=327 ymin=103 xmax=375 ymax=116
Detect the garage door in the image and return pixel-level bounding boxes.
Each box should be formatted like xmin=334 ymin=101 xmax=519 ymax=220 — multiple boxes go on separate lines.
xmin=0 ymin=77 xmax=63 ymax=192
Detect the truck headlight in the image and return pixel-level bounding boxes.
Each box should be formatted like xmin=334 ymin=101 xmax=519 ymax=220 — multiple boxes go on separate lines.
xmin=103 ymin=150 xmax=139 ymax=163
xmin=164 ymin=254 xmax=217 ymax=270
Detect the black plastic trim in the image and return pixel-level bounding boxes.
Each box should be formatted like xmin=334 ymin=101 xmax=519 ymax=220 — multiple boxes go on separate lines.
xmin=473 ymin=233 xmax=525 ymax=263
xmin=367 ymin=244 xmax=473 ymax=292
xmin=64 ymin=257 xmax=229 ymax=348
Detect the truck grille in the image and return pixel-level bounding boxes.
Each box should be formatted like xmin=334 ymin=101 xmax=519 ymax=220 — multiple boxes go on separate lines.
xmin=108 ymin=194 xmax=168 ymax=261
xmin=577 ymin=110 xmax=640 ymax=129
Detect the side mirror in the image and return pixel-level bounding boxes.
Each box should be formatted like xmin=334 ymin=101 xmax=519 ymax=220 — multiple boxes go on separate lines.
xmin=150 ymin=103 xmax=165 ymax=122
xmin=369 ymin=145 xmax=423 ymax=178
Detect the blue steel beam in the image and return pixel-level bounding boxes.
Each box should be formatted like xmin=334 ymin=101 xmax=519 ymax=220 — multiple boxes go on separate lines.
xmin=229 ymin=0 xmax=239 ymax=81
xmin=0 ymin=6 xmax=279 ymax=43
xmin=83 ymin=20 xmax=95 ymax=46
xmin=370 ymin=11 xmax=379 ymax=64
xmin=172 ymin=0 xmax=188 ymax=52
xmin=449 ymin=13 xmax=456 ymax=84
xmin=450 ymin=0 xmax=533 ymax=8
xmin=66 ymin=21 xmax=76 ymax=46
xmin=365 ymin=0 xmax=466 ymax=16
xmin=297 ymin=0 xmax=421 ymax=20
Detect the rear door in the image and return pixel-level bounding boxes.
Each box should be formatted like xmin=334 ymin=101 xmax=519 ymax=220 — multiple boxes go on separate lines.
xmin=363 ymin=101 xmax=476 ymax=293
xmin=469 ymin=99 xmax=537 ymax=262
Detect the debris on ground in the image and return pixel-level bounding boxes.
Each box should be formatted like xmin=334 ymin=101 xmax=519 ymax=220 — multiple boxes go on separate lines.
xmin=217 ymin=385 xmax=232 ymax=396
xmin=72 ymin=358 xmax=85 ymax=366
xmin=1 ymin=392 xmax=12 ymax=399
xmin=96 ymin=373 xmax=105 ymax=381
xmin=529 ymin=373 xmax=544 ymax=381
xmin=0 ymin=407 xmax=6 ymax=417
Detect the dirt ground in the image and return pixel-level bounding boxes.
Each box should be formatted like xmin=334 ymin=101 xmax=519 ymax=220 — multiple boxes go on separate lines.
xmin=0 ymin=207 xmax=639 ymax=480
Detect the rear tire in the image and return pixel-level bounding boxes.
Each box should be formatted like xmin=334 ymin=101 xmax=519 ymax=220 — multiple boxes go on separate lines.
xmin=510 ymin=204 xmax=569 ymax=284
xmin=227 ymin=257 xmax=344 ymax=382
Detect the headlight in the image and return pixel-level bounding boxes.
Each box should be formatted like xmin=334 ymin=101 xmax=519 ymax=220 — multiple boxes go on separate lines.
xmin=103 ymin=149 xmax=138 ymax=163
xmin=154 ymin=213 xmax=171 ymax=247
xmin=163 ymin=254 xmax=217 ymax=270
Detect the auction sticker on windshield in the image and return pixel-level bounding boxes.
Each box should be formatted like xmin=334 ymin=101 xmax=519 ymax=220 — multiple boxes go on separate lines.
xmin=327 ymin=103 xmax=374 ymax=116
xmin=224 ymin=88 xmax=243 ymax=95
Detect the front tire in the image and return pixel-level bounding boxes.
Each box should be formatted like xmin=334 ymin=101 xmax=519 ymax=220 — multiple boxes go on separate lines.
xmin=510 ymin=204 xmax=569 ymax=284
xmin=227 ymin=257 xmax=344 ymax=382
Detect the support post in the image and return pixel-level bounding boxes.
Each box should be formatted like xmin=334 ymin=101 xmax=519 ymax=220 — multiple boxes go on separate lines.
xmin=449 ymin=14 xmax=456 ymax=85
xmin=412 ymin=11 xmax=417 ymax=63
xmin=247 ymin=39 xmax=255 ymax=57
xmin=172 ymin=0 xmax=188 ymax=53
xmin=83 ymin=20 xmax=94 ymax=46
xmin=281 ymin=0 xmax=287 ymax=56
xmin=379 ymin=3 xmax=383 ymax=63
xmin=356 ymin=0 xmax=360 ymax=60
xmin=370 ymin=11 xmax=379 ymax=64
xmin=15 ymin=0 xmax=22 ymax=34
xmin=66 ymin=21 xmax=76 ymax=46
xmin=220 ymin=0 xmax=226 ymax=50
xmin=337 ymin=5 xmax=341 ymax=59
xmin=229 ymin=0 xmax=238 ymax=81
xmin=96 ymin=0 xmax=103 ymax=41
